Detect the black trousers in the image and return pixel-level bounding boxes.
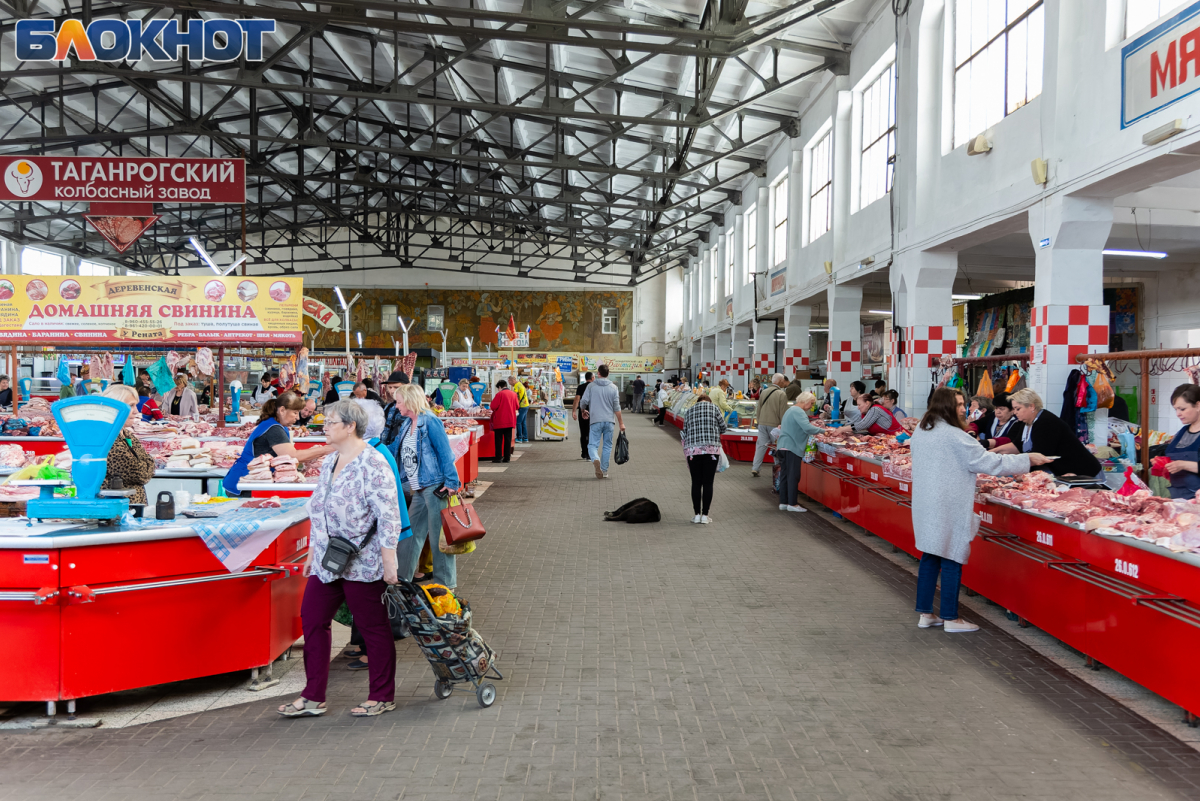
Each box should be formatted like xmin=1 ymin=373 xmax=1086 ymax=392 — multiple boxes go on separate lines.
xmin=493 ymin=426 xmax=513 ymax=462
xmin=654 ymin=407 xmax=667 ymax=425
xmin=687 ymin=454 xmax=719 ymax=515
xmin=777 ymin=449 xmax=804 ymax=506
xmin=579 ymin=417 xmax=591 ymax=458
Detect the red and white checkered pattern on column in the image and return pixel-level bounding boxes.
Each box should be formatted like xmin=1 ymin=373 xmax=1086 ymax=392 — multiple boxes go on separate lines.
xmin=781 ymin=349 xmax=808 ymax=371
xmin=752 ymin=354 xmax=774 ymax=372
xmin=902 ymin=326 xmax=959 ymax=367
xmin=827 ymin=341 xmax=861 ymax=373
xmin=717 ymin=359 xmax=729 ymax=377
xmin=1031 ymin=305 xmax=1109 ymax=365
xmin=734 ymin=356 xmax=748 ymax=376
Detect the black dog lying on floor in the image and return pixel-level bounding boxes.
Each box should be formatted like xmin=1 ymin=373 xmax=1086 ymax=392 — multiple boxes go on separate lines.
xmin=603 ymin=498 xmax=661 ymax=524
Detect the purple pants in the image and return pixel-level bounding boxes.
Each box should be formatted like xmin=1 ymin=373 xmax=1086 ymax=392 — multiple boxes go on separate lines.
xmin=300 ymin=576 xmax=396 ymax=703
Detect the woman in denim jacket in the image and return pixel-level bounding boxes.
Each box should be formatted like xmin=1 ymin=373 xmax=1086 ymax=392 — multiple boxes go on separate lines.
xmin=387 ymin=383 xmax=462 ymax=588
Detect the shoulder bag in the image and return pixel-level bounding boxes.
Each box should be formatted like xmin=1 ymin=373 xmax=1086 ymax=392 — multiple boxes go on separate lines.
xmin=318 ymin=454 xmax=378 ymax=576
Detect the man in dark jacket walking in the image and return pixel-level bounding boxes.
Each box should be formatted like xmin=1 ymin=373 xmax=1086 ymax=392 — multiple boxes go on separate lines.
xmin=572 ymin=372 xmax=593 ymax=459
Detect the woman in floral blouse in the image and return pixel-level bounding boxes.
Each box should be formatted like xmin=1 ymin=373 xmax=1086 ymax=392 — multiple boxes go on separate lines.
xmin=279 ymin=400 xmax=409 ymax=718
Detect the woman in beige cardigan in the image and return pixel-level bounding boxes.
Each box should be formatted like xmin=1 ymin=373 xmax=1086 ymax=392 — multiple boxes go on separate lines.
xmin=162 ymin=373 xmax=199 ymax=418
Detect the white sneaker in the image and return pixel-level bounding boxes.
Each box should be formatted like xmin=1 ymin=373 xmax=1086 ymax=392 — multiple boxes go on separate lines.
xmin=692 ymin=514 xmax=702 ymax=524
xmin=779 ymin=504 xmax=788 ymax=510
xmin=786 ymin=505 xmax=807 ymax=513
xmin=700 ymin=515 xmax=712 ymax=524
xmin=944 ymin=618 xmax=979 ymax=633
xmin=602 ymin=472 xmax=609 ymax=479
xmin=918 ymin=614 xmax=944 ymax=629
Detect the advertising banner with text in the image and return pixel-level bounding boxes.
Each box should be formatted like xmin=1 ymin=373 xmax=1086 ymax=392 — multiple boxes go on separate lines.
xmin=0 ymin=275 xmax=302 ymax=344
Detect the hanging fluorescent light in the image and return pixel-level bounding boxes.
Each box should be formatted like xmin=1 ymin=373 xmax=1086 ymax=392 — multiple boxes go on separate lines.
xmin=188 ymin=236 xmax=246 ymax=275
xmin=334 ymin=285 xmax=348 ymax=310
xmin=809 ymin=328 xmax=829 ymax=333
xmin=868 ymin=310 xmax=893 ymax=315
xmin=952 ymin=294 xmax=982 ymax=300
xmin=356 ymin=331 xmax=363 ymax=347
xmin=1103 ymin=249 xmax=1167 ymax=259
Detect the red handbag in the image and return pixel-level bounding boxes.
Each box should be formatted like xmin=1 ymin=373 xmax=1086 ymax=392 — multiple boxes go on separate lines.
xmin=440 ymin=496 xmax=487 ymax=545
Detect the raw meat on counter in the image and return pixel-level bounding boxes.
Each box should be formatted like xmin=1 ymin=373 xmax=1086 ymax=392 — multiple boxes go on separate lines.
xmin=242 ymin=496 xmax=282 ymax=509
xmin=241 ymin=453 xmax=302 ymax=483
xmin=269 ymin=455 xmax=299 ymax=482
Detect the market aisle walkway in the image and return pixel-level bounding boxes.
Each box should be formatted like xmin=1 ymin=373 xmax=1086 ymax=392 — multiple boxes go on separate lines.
xmin=3 ymin=418 xmax=1200 ymax=800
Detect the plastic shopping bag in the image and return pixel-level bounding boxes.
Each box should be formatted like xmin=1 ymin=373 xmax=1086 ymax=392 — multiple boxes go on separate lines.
xmin=1116 ymin=466 xmax=1150 ymax=497
xmin=614 ymin=431 xmax=630 ymax=465
xmin=717 ymin=450 xmax=729 ymax=473
xmin=977 ymin=371 xmax=994 ymax=399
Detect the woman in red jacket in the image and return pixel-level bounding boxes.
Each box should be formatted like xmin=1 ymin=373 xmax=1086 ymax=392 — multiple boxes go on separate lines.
xmin=489 ymin=380 xmax=520 ymax=463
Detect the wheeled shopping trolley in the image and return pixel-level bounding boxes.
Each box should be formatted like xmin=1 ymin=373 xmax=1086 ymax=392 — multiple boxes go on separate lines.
xmin=386 ymin=581 xmax=504 ymax=708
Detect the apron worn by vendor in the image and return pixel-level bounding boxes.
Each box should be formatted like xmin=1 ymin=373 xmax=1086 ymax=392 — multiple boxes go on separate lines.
xmin=222 ymin=418 xmax=288 ymax=496
xmin=867 ymin=405 xmax=904 ymax=435
xmin=1166 ymin=427 xmax=1200 ymax=500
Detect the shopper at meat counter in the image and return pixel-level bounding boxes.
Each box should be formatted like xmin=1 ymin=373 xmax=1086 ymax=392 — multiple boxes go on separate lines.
xmin=844 ymin=393 xmax=903 ymax=435
xmin=390 ymin=383 xmax=462 ymax=589
xmin=279 ymin=399 xmax=405 ymax=719
xmin=681 ymin=394 xmax=726 ymax=524
xmin=101 ymin=385 xmax=157 ymax=505
xmin=994 ymin=389 xmax=1103 ymax=479
xmin=911 ymin=388 xmax=1051 ymax=633
xmin=1165 ymin=384 xmax=1200 ymax=500
xmin=777 ymin=392 xmax=821 ymax=513
xmin=136 ymin=384 xmax=163 ymax=422
xmin=222 ymin=392 xmax=334 ymax=495
xmin=162 ymin=373 xmax=198 ymax=418
xmin=708 ymin=379 xmax=735 ymax=414
xmin=751 ymin=374 xmax=790 ymax=477
xmin=490 ymin=380 xmax=519 ymax=463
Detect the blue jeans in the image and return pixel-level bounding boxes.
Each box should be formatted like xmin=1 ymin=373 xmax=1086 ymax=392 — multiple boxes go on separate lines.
xmin=588 ymin=421 xmax=615 ymax=470
xmin=915 ymin=553 xmax=962 ymax=620
xmin=516 ymin=408 xmax=528 ymax=441
xmin=396 ymin=486 xmax=457 ymax=588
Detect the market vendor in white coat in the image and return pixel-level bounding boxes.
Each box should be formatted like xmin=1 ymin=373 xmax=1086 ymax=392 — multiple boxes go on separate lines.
xmin=909 ymin=388 xmax=1050 ymax=633
xmin=222 ymin=392 xmax=333 ymax=495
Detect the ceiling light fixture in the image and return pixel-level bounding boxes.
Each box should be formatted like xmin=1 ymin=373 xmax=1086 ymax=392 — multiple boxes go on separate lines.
xmin=1103 ymin=249 xmax=1167 ymax=259
xmin=868 ymin=310 xmax=893 ymax=315
xmin=189 ymin=236 xmax=246 ymax=275
xmin=952 ymin=294 xmax=982 ymax=300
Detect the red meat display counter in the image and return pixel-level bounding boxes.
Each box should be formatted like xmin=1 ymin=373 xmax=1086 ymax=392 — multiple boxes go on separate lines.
xmin=721 ymin=430 xmax=771 ymax=464
xmin=0 ymin=436 xmax=66 ymax=457
xmin=0 ymin=505 xmax=309 ymax=715
xmin=794 ymin=450 xmax=1200 ymax=723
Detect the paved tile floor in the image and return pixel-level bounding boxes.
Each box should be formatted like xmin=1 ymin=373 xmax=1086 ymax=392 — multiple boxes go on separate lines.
xmin=4 ymin=417 xmax=1200 ymax=800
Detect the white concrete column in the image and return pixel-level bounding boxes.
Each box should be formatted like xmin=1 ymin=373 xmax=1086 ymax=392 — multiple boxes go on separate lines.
xmin=782 ymin=303 xmax=812 ymax=378
xmin=732 ymin=323 xmax=751 ymax=391
xmin=690 ymin=338 xmax=702 ymax=381
xmin=715 ymin=327 xmax=732 ymax=383
xmin=1 ymin=239 xmax=20 ymax=275
xmin=752 ymin=318 xmax=777 ymax=378
xmin=831 ymin=88 xmax=853 ymax=266
xmin=826 ymin=284 xmax=863 ymax=391
xmin=717 ymin=232 xmax=729 ymax=320
xmin=63 ymin=254 xmax=81 ymax=276
xmin=756 ymin=184 xmax=770 ymax=298
xmin=731 ymin=213 xmax=745 ymax=317
xmin=787 ymin=148 xmax=804 ymax=286
xmin=701 ymin=334 xmax=716 ymax=382
xmin=1028 ymin=195 xmax=1112 ymax=403
xmin=891 ymin=249 xmax=956 ymax=418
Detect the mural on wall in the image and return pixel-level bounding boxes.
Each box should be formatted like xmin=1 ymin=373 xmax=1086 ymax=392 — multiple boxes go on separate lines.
xmin=304 ymin=288 xmax=632 ymax=352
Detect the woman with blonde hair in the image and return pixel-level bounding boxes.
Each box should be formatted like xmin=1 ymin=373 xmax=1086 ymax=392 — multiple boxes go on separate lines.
xmin=100 ymin=385 xmax=157 ymax=504
xmin=776 ymin=391 xmax=822 ymax=513
xmin=387 ymin=383 xmax=462 ymax=588
xmin=162 ymin=372 xmax=199 ymax=417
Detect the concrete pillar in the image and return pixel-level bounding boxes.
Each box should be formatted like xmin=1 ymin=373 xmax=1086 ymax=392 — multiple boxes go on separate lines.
xmin=63 ymin=254 xmax=81 ymax=276
xmin=732 ymin=323 xmax=751 ymax=391
xmin=787 ymin=148 xmax=804 ymax=287
xmin=1 ymin=239 xmax=20 ymax=275
xmin=756 ymin=184 xmax=770 ymax=298
xmin=1027 ymin=195 xmax=1112 ymax=402
xmin=731 ymin=214 xmax=745 ymax=317
xmin=752 ymin=318 xmax=777 ymax=379
xmin=715 ymin=327 xmax=732 ymax=384
xmin=690 ymin=338 xmax=702 ymax=382
xmin=782 ymin=303 xmax=812 ymax=379
xmin=700 ymin=334 xmax=716 ymax=382
xmin=891 ymin=249 xmax=957 ymax=417
xmin=826 ymin=284 xmax=863 ymax=392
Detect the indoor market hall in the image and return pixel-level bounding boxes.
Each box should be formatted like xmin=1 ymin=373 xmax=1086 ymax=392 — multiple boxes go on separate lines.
xmin=4 ymin=1 xmax=1200 ymax=800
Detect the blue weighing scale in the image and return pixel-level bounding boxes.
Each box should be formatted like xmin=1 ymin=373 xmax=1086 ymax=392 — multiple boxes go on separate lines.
xmin=17 ymin=377 xmax=31 ymax=405
xmin=225 ymin=380 xmax=243 ymax=424
xmin=17 ymin=396 xmax=132 ymax=524
xmin=334 ymin=380 xmax=355 ymax=400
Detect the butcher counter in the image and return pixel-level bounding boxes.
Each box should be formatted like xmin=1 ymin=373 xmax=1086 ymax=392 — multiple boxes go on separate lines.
xmin=795 ymin=447 xmax=1200 ymax=725
xmin=0 ymin=499 xmax=310 ymax=717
